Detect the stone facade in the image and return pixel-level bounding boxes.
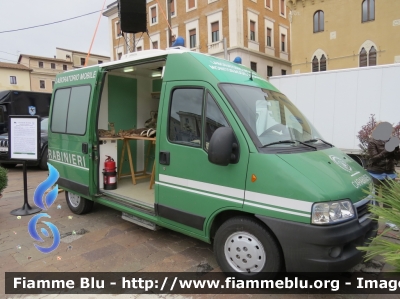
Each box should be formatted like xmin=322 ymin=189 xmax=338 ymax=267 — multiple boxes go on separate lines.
xmin=288 ymin=0 xmax=400 ymax=73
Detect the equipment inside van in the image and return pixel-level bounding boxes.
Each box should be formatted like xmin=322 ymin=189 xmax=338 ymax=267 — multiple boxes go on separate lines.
xmin=48 ymin=47 xmax=377 ymax=278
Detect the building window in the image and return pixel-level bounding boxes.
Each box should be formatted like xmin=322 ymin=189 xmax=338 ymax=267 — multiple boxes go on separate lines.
xmin=170 ymin=0 xmax=175 ymax=16
xmin=359 ymin=46 xmax=377 ymax=67
xmin=51 ymin=63 xmax=56 ymax=69
xmin=38 ymin=61 xmax=44 ymax=68
xmin=137 ymin=46 xmax=142 ymax=51
xmin=189 ymin=29 xmax=196 ymax=48
xmin=118 ymin=53 xmax=122 ymax=60
xmin=266 ymin=27 xmax=272 ymax=47
xmin=312 ymin=54 xmax=327 ymax=72
xmin=267 ymin=66 xmax=273 ymax=77
xmin=10 ymin=76 xmax=17 ymax=84
xmin=250 ymin=62 xmax=257 ymax=72
xmin=313 ymin=10 xmax=324 ymax=33
xmin=188 ymin=0 xmax=196 ymax=10
xmin=151 ymin=6 xmax=157 ymax=24
xmin=312 ymin=56 xmax=319 ymax=72
xmin=116 ymin=21 xmax=121 ymax=36
xmin=152 ymin=41 xmax=158 ymax=49
xmin=281 ymin=69 xmax=286 ymax=75
xmin=250 ymin=21 xmax=256 ymax=41
xmin=359 ymin=48 xmax=367 ymax=67
xmin=281 ymin=34 xmax=286 ymax=52
xmin=40 ymin=80 xmax=45 ymax=89
xmin=98 ymin=60 xmax=103 ymax=64
xmin=369 ymin=46 xmax=377 ymax=66
xmin=320 ymin=55 xmax=327 ymax=71
xmin=211 ymin=22 xmax=219 ymax=43
xmin=266 ymin=0 xmax=271 ymax=9
xmin=63 ymin=64 xmax=67 ymax=71
xmin=80 ymin=58 xmax=85 ymax=66
xmin=280 ymin=0 xmax=285 ymax=16
xmin=362 ymin=0 xmax=375 ymax=22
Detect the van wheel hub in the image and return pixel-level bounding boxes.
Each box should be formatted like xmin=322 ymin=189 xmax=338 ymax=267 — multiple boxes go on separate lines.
xmin=68 ymin=193 xmax=81 ymax=208
xmin=224 ymin=232 xmax=266 ymax=273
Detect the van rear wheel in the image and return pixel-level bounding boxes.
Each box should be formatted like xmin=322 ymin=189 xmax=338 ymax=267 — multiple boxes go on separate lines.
xmin=65 ymin=191 xmax=94 ymax=215
xmin=213 ymin=217 xmax=282 ymax=279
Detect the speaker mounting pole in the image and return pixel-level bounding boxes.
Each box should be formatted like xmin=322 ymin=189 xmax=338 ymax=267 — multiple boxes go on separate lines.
xmin=167 ymin=0 xmax=172 ymax=47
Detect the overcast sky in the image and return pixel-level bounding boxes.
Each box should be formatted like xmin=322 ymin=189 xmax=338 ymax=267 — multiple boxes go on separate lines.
xmin=0 ymin=0 xmax=115 ymax=63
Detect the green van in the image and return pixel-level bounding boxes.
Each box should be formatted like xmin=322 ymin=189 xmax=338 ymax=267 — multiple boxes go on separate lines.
xmin=48 ymin=48 xmax=377 ymax=277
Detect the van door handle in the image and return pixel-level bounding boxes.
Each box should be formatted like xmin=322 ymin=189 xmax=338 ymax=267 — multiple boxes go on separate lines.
xmin=82 ymin=143 xmax=88 ymax=154
xmin=159 ymin=151 xmax=170 ymax=165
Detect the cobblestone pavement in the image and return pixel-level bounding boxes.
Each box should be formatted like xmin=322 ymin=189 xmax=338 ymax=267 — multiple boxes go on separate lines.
xmin=1 ymin=166 xmax=399 ymax=299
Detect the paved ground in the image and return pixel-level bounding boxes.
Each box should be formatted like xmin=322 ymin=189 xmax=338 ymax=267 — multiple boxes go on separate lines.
xmin=1 ymin=165 xmax=399 ymax=299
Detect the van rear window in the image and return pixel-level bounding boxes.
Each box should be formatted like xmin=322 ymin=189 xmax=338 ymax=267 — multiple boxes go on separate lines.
xmin=51 ymin=85 xmax=91 ymax=135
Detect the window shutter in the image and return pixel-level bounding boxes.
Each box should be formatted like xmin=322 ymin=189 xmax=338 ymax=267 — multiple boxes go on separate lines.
xmin=116 ymin=22 xmax=121 ymax=34
xmin=320 ymin=55 xmax=326 ymax=71
xmin=188 ymin=0 xmax=195 ymax=9
xmin=151 ymin=7 xmax=156 ymax=18
xmin=189 ymin=29 xmax=196 ymax=36
xmin=266 ymin=0 xmax=271 ymax=7
xmin=211 ymin=22 xmax=219 ymax=32
xmin=360 ymin=48 xmax=367 ymax=67
xmin=171 ymin=0 xmax=175 ymax=14
xmin=312 ymin=56 xmax=319 ymax=72
xmin=369 ymin=46 xmax=376 ymax=66
xmin=250 ymin=21 xmax=255 ymax=32
xmin=281 ymin=0 xmax=285 ymax=14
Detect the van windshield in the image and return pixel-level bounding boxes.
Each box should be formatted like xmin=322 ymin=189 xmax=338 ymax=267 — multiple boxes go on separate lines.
xmin=220 ymin=84 xmax=324 ymax=149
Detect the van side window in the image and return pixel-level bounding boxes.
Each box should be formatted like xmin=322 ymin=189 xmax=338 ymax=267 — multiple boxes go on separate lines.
xmin=51 ymin=88 xmax=71 ymax=132
xmin=51 ymin=85 xmax=91 ymax=135
xmin=205 ymin=93 xmax=229 ymax=150
xmin=169 ymin=88 xmax=203 ymax=147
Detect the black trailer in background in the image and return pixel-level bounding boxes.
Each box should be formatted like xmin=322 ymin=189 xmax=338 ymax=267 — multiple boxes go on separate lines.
xmin=0 ymin=90 xmax=51 ymax=134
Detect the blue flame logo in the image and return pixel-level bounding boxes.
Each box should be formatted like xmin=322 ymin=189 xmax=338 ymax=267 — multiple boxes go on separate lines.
xmin=28 ymin=163 xmax=61 ymax=253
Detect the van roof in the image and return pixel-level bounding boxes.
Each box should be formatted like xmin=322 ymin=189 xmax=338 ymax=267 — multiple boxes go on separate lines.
xmin=99 ymin=47 xmax=191 ymax=69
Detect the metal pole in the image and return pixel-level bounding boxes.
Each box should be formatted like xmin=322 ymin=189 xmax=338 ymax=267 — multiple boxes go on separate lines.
xmin=10 ymin=161 xmax=41 ymax=216
xmin=167 ymin=0 xmax=172 ymax=47
xmin=223 ymin=37 xmax=228 ymax=60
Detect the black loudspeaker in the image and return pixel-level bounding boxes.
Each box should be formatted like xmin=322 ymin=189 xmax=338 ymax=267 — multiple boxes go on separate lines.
xmin=118 ymin=0 xmax=147 ymax=34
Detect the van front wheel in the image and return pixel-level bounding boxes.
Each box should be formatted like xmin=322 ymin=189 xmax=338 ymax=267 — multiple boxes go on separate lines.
xmin=65 ymin=191 xmax=94 ymax=215
xmin=214 ymin=217 xmax=282 ymax=279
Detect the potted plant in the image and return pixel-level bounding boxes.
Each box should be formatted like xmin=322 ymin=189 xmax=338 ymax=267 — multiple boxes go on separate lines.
xmin=0 ymin=166 xmax=8 ymax=198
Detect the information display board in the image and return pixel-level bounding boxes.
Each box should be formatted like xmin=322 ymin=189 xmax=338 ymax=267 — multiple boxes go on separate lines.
xmin=8 ymin=115 xmax=40 ymax=161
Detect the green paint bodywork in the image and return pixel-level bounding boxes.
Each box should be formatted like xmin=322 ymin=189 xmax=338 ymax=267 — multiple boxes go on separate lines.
xmin=48 ymin=52 xmax=372 ymax=244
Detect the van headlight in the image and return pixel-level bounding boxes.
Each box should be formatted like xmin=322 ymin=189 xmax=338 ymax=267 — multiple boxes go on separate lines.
xmin=312 ymin=200 xmax=355 ymax=225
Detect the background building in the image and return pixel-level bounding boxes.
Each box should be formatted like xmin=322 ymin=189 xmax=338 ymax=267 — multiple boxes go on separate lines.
xmin=0 ymin=62 xmax=31 ymax=91
xmin=18 ymin=54 xmax=73 ymax=92
xmin=56 ymin=48 xmax=110 ymax=68
xmin=288 ymin=0 xmax=400 ymax=74
xmin=103 ymin=0 xmax=292 ymax=78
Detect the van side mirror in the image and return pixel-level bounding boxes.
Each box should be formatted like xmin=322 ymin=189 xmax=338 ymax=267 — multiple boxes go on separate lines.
xmin=208 ymin=127 xmax=238 ymax=166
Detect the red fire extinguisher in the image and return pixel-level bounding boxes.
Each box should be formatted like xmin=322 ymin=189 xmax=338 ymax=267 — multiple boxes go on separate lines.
xmin=103 ymin=155 xmax=117 ymax=190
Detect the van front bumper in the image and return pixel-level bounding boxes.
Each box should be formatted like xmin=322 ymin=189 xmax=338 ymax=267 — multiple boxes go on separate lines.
xmin=256 ymin=215 xmax=378 ymax=272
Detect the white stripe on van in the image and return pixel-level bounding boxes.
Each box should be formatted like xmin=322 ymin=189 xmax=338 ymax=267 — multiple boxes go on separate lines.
xmin=245 ymin=201 xmax=310 ymax=218
xmin=156 ymin=182 xmax=242 ymax=204
xmin=158 ymin=174 xmax=312 ymax=215
xmin=156 ymin=181 xmax=310 ymax=218
xmin=245 ymin=191 xmax=313 ymax=213
xmin=48 ymin=159 xmax=89 ymax=170
xmin=159 ymin=174 xmax=244 ymax=199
